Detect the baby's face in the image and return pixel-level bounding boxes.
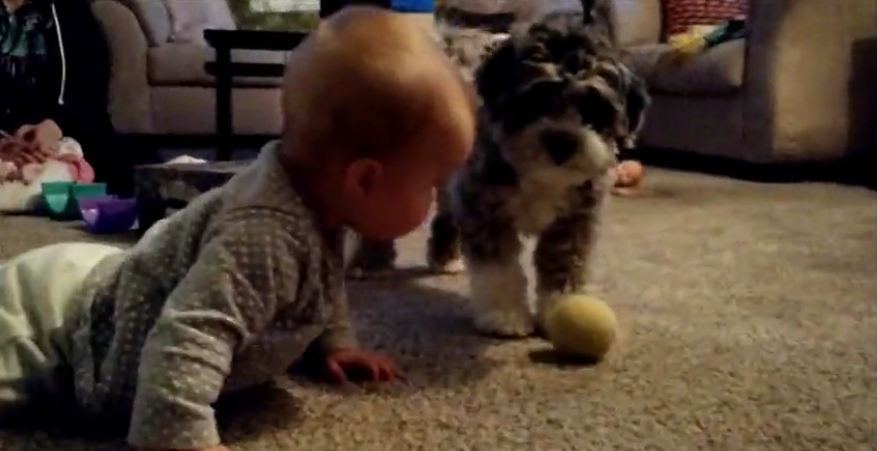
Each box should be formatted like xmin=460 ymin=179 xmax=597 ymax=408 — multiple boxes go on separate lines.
xmin=344 ymin=122 xmax=473 ymax=241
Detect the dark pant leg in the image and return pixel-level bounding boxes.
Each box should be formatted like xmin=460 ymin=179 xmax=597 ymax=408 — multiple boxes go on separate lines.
xmin=79 ymin=126 xmax=159 ymax=197
xmin=320 ymin=0 xmax=391 ymax=17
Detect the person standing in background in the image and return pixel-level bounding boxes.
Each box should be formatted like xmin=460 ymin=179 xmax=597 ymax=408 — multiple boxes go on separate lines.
xmin=0 ymin=0 xmax=131 ymax=194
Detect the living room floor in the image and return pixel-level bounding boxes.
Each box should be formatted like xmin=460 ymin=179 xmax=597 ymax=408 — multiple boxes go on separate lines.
xmin=0 ymin=168 xmax=875 ymax=450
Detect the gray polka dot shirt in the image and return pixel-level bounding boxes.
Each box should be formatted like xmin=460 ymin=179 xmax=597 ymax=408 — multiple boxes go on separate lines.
xmin=68 ymin=141 xmax=356 ymax=449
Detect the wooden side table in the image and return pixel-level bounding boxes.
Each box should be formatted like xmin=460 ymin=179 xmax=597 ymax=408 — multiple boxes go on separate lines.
xmin=134 ymin=160 xmax=252 ymax=232
xmin=204 ymin=29 xmax=307 ymax=161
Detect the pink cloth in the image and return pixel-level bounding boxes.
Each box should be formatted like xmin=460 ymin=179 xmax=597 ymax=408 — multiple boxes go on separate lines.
xmin=57 ymin=154 xmax=96 ymax=183
xmin=0 ymin=138 xmax=94 ymax=185
xmin=17 ymin=159 xmax=93 ymax=185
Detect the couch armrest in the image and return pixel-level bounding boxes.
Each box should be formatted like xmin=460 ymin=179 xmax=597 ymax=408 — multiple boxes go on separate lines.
xmin=744 ymin=0 xmax=877 ymax=161
xmin=610 ymin=0 xmax=662 ymax=47
xmin=92 ymin=0 xmax=153 ymax=134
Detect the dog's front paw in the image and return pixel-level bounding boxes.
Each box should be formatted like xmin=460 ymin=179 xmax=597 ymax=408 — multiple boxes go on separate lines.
xmin=474 ymin=308 xmax=535 ymax=338
xmin=347 ymin=239 xmax=396 ymax=279
xmin=468 ymin=261 xmax=532 ymax=337
xmin=346 ymin=266 xmax=395 ymax=280
xmin=428 ymin=256 xmax=466 ymax=274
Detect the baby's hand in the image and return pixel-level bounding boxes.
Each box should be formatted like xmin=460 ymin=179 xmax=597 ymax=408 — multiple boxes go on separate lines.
xmin=324 ymin=348 xmax=399 ymax=384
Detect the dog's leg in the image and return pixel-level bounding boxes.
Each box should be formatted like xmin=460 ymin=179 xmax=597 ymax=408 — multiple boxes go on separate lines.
xmin=460 ymin=216 xmax=532 ymax=337
xmin=427 ymin=187 xmax=465 ymax=274
xmin=348 ymin=239 xmax=396 ymax=279
xmin=533 ymin=183 xmax=606 ymax=325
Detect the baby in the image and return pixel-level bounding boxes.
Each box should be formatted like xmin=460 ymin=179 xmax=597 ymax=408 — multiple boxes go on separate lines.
xmin=0 ymin=7 xmax=474 ymax=451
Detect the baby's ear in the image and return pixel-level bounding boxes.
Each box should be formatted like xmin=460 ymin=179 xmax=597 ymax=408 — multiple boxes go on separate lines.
xmin=344 ymin=158 xmax=383 ymax=198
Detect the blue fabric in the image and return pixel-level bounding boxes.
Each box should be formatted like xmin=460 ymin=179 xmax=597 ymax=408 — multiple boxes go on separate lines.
xmin=0 ymin=0 xmax=51 ymax=57
xmin=0 ymin=0 xmax=57 ymax=132
xmin=703 ymin=19 xmax=747 ymax=48
xmin=391 ymin=0 xmax=433 ymax=13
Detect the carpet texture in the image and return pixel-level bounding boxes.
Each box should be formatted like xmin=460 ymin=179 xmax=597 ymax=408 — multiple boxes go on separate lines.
xmin=0 ymin=168 xmax=875 ymax=450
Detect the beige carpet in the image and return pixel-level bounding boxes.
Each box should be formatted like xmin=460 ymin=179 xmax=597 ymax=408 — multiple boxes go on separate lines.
xmin=0 ymin=168 xmax=875 ymax=450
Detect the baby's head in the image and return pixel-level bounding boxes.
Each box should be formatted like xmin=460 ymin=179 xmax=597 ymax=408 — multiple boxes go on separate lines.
xmin=281 ymin=6 xmax=475 ymax=241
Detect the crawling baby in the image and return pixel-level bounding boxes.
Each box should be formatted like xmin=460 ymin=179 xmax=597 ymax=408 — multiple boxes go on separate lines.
xmin=0 ymin=7 xmax=474 ymax=451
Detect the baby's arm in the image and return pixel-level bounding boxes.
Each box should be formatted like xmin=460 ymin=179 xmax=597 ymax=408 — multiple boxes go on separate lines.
xmin=126 ymin=212 xmax=302 ymax=450
xmin=316 ymin=287 xmax=357 ymax=352
xmin=314 ymin=284 xmax=399 ymax=383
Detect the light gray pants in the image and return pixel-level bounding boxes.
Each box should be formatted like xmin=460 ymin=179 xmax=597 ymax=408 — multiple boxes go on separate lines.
xmin=0 ymin=243 xmax=122 ymax=416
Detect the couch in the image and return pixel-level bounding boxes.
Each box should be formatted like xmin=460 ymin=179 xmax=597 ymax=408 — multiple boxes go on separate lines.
xmin=610 ymin=0 xmax=877 ymax=163
xmin=91 ymin=0 xmax=287 ymax=137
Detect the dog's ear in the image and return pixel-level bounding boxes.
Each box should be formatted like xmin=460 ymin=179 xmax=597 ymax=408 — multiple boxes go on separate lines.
xmin=623 ymin=72 xmax=650 ymax=145
xmin=475 ymin=41 xmax=518 ymax=115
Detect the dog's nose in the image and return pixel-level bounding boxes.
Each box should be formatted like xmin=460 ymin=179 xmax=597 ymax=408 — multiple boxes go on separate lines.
xmin=540 ymin=130 xmax=579 ymax=165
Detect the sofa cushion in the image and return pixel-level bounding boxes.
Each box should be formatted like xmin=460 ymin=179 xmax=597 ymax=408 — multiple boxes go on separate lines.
xmin=622 ymin=43 xmax=669 ymax=82
xmin=117 ymin=0 xmax=172 ymax=46
xmin=612 ymin=0 xmax=662 ymax=47
xmin=165 ymin=0 xmax=236 ymax=44
xmin=622 ymin=39 xmax=746 ymax=95
xmin=148 ymin=43 xmax=287 ymax=87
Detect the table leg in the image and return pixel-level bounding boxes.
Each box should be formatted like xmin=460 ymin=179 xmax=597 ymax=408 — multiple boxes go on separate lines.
xmin=216 ymin=47 xmax=233 ymax=161
xmin=136 ymin=187 xmax=166 ymax=235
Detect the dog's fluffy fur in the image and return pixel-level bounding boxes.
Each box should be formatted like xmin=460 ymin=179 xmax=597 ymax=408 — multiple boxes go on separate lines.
xmin=354 ymin=1 xmax=650 ymax=337
xmin=430 ymin=3 xmax=649 ymax=336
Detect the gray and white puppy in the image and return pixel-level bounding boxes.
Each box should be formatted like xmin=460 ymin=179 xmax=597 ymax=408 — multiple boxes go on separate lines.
xmin=350 ymin=1 xmax=649 ymax=337
xmin=426 ymin=4 xmax=650 ymax=336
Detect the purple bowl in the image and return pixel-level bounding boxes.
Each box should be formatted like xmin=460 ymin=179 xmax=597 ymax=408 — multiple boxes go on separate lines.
xmin=79 ymin=196 xmax=138 ymax=234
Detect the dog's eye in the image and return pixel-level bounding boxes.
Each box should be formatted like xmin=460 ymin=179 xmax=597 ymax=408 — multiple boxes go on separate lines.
xmin=517 ymin=61 xmax=555 ymax=84
xmin=576 ymin=86 xmax=620 ymax=133
xmin=526 ymin=45 xmax=551 ymax=63
xmin=595 ymin=62 xmax=622 ymax=89
xmin=517 ymin=80 xmax=564 ymax=113
xmin=503 ymin=80 xmax=565 ymax=133
xmin=562 ymin=51 xmax=596 ymax=75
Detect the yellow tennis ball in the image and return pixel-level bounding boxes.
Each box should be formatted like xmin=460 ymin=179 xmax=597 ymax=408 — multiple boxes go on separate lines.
xmin=543 ymin=294 xmax=618 ymax=359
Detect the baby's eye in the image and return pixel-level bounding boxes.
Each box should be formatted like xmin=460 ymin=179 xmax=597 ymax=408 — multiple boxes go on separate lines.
xmin=514 ymin=79 xmax=565 ymax=114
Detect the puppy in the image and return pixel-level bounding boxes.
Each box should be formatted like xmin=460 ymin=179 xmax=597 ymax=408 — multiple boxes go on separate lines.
xmin=427 ymin=4 xmax=650 ymax=336
xmin=349 ymin=1 xmax=650 ymax=338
